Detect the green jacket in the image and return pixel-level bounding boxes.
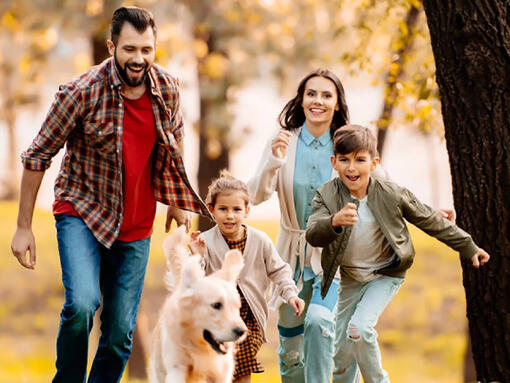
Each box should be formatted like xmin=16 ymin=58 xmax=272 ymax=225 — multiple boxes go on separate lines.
xmin=305 ymin=177 xmax=479 ymax=298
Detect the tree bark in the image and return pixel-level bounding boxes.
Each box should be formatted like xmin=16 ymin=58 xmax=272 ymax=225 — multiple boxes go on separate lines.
xmin=423 ymin=1 xmax=510 ymax=381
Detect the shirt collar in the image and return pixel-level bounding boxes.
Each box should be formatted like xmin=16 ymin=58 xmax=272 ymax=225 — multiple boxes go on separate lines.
xmin=300 ymin=123 xmax=331 ymax=146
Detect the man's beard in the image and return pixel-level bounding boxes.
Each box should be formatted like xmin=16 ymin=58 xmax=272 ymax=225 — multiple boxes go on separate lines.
xmin=114 ymin=51 xmax=150 ymax=87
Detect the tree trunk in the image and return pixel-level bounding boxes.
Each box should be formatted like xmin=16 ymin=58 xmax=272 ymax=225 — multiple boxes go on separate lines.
xmin=195 ymin=32 xmax=230 ymax=232
xmin=423 ymin=1 xmax=510 ymax=381
xmin=377 ymin=5 xmax=421 ymax=157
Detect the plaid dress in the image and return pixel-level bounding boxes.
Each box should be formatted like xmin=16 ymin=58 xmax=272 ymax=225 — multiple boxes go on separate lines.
xmin=225 ymin=232 xmax=265 ymax=379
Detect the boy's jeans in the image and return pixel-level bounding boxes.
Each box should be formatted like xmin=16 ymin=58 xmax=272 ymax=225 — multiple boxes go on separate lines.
xmin=277 ymin=271 xmax=339 ymax=383
xmin=333 ymin=273 xmax=404 ymax=383
xmin=52 ymin=215 xmax=150 ymax=383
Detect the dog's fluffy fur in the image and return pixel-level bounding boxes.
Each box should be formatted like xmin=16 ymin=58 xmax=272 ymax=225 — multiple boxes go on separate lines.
xmin=149 ymin=226 xmax=247 ymax=383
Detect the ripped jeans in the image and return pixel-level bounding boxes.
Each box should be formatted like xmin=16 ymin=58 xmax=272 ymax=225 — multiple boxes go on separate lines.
xmin=277 ymin=270 xmax=338 ymax=383
xmin=332 ymin=273 xmax=404 ymax=383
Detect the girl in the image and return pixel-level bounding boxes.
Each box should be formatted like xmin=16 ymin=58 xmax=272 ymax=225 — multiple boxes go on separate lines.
xmin=190 ymin=170 xmax=305 ymax=383
xmin=247 ymin=68 xmax=351 ymax=383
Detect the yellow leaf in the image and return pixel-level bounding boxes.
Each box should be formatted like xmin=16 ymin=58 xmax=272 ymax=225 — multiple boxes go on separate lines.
xmin=19 ymin=54 xmax=31 ymax=74
xmin=86 ymin=0 xmax=104 ymax=17
xmin=193 ymin=39 xmax=209 ymax=59
xmin=399 ymin=20 xmax=409 ymax=38
xmin=1 ymin=11 xmax=19 ymax=33
xmin=33 ymin=28 xmax=58 ymax=52
xmin=73 ymin=52 xmax=92 ymax=74
xmin=200 ymin=52 xmax=228 ymax=80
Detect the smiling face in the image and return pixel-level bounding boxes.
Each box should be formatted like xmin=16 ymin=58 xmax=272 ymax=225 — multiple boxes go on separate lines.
xmin=331 ymin=150 xmax=379 ymax=199
xmin=107 ymin=21 xmax=155 ymax=89
xmin=208 ymin=191 xmax=250 ymax=241
xmin=301 ymin=76 xmax=339 ymax=131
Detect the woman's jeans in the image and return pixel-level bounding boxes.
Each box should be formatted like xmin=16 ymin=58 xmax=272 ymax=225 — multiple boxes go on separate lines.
xmin=332 ymin=273 xmax=404 ymax=383
xmin=277 ymin=271 xmax=339 ymax=383
xmin=52 ymin=215 xmax=150 ymax=383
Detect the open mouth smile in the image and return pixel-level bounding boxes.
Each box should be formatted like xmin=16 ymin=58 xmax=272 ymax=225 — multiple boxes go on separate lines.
xmin=346 ymin=175 xmax=360 ymax=182
xmin=203 ymin=329 xmax=228 ymax=355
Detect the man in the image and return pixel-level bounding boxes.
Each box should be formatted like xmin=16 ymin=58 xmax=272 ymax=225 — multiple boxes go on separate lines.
xmin=10 ymin=6 xmax=212 ymax=383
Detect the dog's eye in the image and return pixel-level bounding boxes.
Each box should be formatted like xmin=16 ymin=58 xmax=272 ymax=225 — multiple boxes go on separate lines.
xmin=211 ymin=302 xmax=222 ymax=310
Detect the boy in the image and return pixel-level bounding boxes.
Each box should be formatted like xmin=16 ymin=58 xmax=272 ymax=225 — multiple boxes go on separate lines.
xmin=305 ymin=124 xmax=490 ymax=383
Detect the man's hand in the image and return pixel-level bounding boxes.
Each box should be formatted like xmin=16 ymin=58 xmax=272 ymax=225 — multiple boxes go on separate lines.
xmin=332 ymin=202 xmax=358 ymax=228
xmin=470 ymin=248 xmax=490 ymax=268
xmin=288 ymin=296 xmax=305 ymax=316
xmin=189 ymin=231 xmax=206 ymax=257
xmin=165 ymin=206 xmax=192 ymax=232
xmin=11 ymin=227 xmax=36 ymax=270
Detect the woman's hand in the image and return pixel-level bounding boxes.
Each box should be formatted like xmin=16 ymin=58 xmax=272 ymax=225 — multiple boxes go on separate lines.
xmin=272 ymin=129 xmax=292 ymax=159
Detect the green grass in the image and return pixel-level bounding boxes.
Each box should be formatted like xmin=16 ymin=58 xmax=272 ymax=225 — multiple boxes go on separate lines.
xmin=0 ymin=202 xmax=467 ymax=382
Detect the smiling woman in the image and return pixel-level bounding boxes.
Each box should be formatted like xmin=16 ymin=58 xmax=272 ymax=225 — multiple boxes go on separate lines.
xmin=247 ymin=68 xmax=355 ymax=383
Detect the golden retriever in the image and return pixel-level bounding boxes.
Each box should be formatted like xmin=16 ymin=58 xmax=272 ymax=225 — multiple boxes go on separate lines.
xmin=149 ymin=225 xmax=248 ymax=383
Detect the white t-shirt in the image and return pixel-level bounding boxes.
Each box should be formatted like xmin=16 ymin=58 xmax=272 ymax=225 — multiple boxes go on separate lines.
xmin=341 ymin=196 xmax=394 ymax=282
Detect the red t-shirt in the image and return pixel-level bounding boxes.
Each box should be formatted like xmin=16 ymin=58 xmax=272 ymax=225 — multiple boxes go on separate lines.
xmin=53 ymin=90 xmax=157 ymax=242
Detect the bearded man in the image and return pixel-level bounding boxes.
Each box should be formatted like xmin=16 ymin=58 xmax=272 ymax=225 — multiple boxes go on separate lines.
xmin=10 ymin=6 xmax=211 ymax=382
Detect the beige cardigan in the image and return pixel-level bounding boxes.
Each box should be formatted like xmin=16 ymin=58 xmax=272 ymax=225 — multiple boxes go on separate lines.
xmin=247 ymin=128 xmax=329 ymax=309
xmin=201 ymin=225 xmax=299 ymax=341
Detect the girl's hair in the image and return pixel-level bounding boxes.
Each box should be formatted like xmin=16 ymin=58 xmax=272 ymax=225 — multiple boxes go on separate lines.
xmin=278 ymin=68 xmax=349 ymax=136
xmin=333 ymin=124 xmax=378 ymax=158
xmin=206 ymin=170 xmax=250 ymax=207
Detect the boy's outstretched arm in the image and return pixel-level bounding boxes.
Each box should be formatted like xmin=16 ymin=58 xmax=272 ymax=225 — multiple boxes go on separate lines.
xmin=470 ymin=248 xmax=490 ymax=268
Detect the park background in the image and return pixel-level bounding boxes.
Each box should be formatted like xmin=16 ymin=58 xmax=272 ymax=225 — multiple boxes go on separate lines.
xmin=0 ymin=0 xmax=479 ymax=382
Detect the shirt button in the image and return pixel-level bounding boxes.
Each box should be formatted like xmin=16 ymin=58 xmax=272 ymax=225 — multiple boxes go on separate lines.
xmin=312 ymin=166 xmax=316 ymax=170
xmin=119 ymin=103 xmax=123 ymax=108
xmin=310 ymin=186 xmax=314 ymax=189
xmin=98 ymin=131 xmax=102 ymax=135
xmin=314 ymin=146 xmax=318 ymax=150
xmin=116 ymin=149 xmax=119 ymax=153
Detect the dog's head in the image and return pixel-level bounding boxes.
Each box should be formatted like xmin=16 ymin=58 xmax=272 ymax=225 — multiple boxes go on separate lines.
xmin=177 ymin=249 xmax=248 ymax=355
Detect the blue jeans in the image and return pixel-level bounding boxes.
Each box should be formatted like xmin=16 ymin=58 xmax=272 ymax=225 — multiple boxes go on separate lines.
xmin=333 ymin=273 xmax=404 ymax=383
xmin=53 ymin=215 xmax=150 ymax=383
xmin=277 ymin=271 xmax=338 ymax=383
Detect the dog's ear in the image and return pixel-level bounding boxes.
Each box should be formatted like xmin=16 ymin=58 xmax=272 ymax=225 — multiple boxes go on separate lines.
xmin=179 ymin=255 xmax=205 ymax=297
xmin=217 ymin=249 xmax=244 ymax=283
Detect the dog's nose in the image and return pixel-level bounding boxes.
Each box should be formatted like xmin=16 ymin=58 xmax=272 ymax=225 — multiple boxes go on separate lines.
xmin=233 ymin=326 xmax=247 ymax=338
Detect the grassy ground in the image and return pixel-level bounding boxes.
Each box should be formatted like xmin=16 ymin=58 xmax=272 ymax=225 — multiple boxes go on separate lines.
xmin=0 ymin=202 xmax=467 ymax=382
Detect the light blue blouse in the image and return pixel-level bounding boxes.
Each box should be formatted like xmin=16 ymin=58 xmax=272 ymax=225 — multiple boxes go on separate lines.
xmin=293 ymin=125 xmax=333 ymax=230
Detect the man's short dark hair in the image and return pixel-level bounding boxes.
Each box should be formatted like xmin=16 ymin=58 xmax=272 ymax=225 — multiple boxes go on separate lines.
xmin=333 ymin=124 xmax=378 ymax=158
xmin=110 ymin=6 xmax=157 ymax=45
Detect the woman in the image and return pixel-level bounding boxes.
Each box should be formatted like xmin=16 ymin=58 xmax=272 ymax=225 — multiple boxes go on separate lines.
xmin=247 ymin=68 xmax=354 ymax=383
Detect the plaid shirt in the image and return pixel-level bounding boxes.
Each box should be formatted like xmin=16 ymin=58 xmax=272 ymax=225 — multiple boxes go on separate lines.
xmin=22 ymin=58 xmax=212 ymax=248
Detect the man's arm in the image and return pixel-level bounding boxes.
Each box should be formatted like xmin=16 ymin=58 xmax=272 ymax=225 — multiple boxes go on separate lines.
xmin=11 ymin=169 xmax=46 ymax=269
xmin=164 ymin=137 xmax=191 ymax=232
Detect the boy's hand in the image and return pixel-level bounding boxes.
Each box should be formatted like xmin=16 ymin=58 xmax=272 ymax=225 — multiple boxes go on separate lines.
xmin=288 ymin=296 xmax=305 ymax=316
xmin=332 ymin=203 xmax=358 ymax=227
xmin=470 ymin=248 xmax=490 ymax=268
xmin=189 ymin=231 xmax=206 ymax=257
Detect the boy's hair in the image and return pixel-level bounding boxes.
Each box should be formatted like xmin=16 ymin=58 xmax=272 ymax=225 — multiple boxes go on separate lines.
xmin=206 ymin=170 xmax=250 ymax=207
xmin=333 ymin=124 xmax=378 ymax=158
xmin=110 ymin=6 xmax=157 ymax=45
xmin=278 ymin=68 xmax=349 ymax=136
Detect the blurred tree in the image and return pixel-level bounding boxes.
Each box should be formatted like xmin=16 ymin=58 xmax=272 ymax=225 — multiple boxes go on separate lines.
xmin=0 ymin=1 xmax=59 ymax=200
xmin=423 ymin=0 xmax=510 ymax=381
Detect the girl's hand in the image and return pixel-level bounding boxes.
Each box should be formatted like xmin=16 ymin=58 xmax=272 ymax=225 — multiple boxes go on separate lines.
xmin=332 ymin=203 xmax=358 ymax=228
xmin=471 ymin=248 xmax=490 ymax=268
xmin=271 ymin=129 xmax=292 ymax=159
xmin=438 ymin=208 xmax=456 ymax=223
xmin=288 ymin=296 xmax=305 ymax=316
xmin=189 ymin=231 xmax=206 ymax=257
